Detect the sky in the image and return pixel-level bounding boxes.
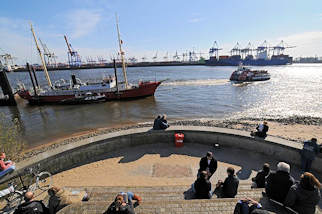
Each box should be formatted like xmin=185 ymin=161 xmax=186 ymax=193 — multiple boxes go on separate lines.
xmin=1 ymin=0 xmax=322 ymax=65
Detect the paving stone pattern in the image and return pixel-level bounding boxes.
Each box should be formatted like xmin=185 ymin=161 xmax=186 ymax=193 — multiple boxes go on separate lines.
xmin=58 ymin=183 xmax=322 ymax=214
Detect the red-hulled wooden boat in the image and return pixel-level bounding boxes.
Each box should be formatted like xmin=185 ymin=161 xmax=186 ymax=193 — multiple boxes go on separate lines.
xmin=18 ymin=19 xmax=162 ymax=105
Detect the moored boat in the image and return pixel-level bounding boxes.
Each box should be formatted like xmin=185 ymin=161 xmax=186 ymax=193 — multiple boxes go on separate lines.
xmin=229 ymin=65 xmax=270 ymax=83
xmin=17 ymin=19 xmax=162 ymax=105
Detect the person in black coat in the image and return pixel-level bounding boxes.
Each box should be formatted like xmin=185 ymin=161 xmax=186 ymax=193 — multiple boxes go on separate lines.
xmin=152 ymin=115 xmax=161 ymax=130
xmin=265 ymin=162 xmax=295 ymax=203
xmin=158 ymin=114 xmax=170 ymax=130
xmin=252 ymin=163 xmax=270 ymax=188
xmin=14 ymin=191 xmax=48 ymax=214
xmin=215 ymin=167 xmax=239 ymax=198
xmin=198 ymin=151 xmax=218 ymax=179
xmin=251 ymin=121 xmax=269 ymax=139
xmin=284 ymin=172 xmax=321 ymax=214
xmin=103 ymin=194 xmax=135 ymax=214
xmin=193 ymin=171 xmax=212 ymax=199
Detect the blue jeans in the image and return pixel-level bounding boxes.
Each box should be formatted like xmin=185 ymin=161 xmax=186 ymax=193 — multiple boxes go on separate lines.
xmin=0 ymin=165 xmax=15 ymax=178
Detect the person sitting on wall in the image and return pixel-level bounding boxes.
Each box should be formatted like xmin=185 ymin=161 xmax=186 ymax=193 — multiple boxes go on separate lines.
xmin=234 ymin=197 xmax=269 ymax=214
xmin=301 ymin=138 xmax=319 ymax=173
xmin=193 ymin=170 xmax=212 ymax=199
xmin=265 ymin=162 xmax=295 ymax=203
xmin=198 ymin=151 xmax=218 ymax=180
xmin=14 ymin=191 xmax=48 ymax=214
xmin=284 ymin=172 xmax=321 ymax=214
xmin=214 ymin=167 xmax=239 ymax=198
xmin=250 ymin=121 xmax=269 ymax=139
xmin=0 ymin=152 xmax=15 ymax=178
xmin=47 ymin=186 xmax=89 ymax=214
xmin=158 ymin=114 xmax=170 ymax=130
xmin=251 ymin=163 xmax=270 ymax=188
xmin=152 ymin=115 xmax=161 ymax=130
xmin=103 ymin=192 xmax=140 ymax=214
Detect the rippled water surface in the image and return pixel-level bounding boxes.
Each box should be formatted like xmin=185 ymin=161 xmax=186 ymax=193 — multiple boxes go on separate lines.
xmin=1 ymin=64 xmax=321 ymax=147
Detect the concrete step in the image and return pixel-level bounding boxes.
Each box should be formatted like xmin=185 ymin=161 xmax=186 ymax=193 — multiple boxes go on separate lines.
xmin=87 ymin=188 xmax=264 ymax=202
xmin=58 ymin=199 xmax=256 ymax=214
xmin=58 ymin=196 xmax=297 ymax=214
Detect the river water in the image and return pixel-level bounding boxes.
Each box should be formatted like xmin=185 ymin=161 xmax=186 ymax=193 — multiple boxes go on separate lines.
xmin=1 ymin=63 xmax=321 ymax=148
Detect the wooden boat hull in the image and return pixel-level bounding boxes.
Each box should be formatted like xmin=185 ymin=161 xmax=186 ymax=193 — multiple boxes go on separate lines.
xmin=17 ymin=81 xmax=161 ymax=105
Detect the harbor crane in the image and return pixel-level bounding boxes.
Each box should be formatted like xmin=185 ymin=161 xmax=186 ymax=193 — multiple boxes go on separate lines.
xmin=230 ymin=42 xmax=241 ymax=56
xmin=64 ymin=35 xmax=82 ymax=67
xmin=128 ymin=57 xmax=137 ymax=63
xmin=255 ymin=40 xmax=270 ymax=59
xmin=209 ymin=41 xmax=222 ymax=60
xmin=241 ymin=42 xmax=254 ymax=59
xmin=173 ymin=51 xmax=180 ymax=61
xmin=0 ymin=53 xmax=14 ymax=72
xmin=38 ymin=38 xmax=57 ymax=67
xmin=271 ymin=40 xmax=295 ymax=56
xmin=97 ymin=56 xmax=107 ymax=64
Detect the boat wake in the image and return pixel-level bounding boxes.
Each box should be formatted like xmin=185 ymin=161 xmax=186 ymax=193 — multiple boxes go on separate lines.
xmin=162 ymin=79 xmax=229 ymax=87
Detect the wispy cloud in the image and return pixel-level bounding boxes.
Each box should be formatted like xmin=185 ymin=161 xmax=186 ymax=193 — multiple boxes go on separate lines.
xmin=277 ymin=31 xmax=322 ymax=56
xmin=65 ymin=9 xmax=102 ymax=38
xmin=188 ymin=17 xmax=204 ymax=23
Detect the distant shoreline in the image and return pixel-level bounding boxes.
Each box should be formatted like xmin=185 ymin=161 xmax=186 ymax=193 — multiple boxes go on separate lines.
xmin=16 ymin=115 xmax=321 ymax=163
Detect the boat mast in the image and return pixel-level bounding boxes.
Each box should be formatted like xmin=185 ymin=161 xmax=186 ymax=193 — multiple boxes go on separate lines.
xmin=115 ymin=14 xmax=128 ymax=88
xmin=30 ymin=23 xmax=53 ymax=88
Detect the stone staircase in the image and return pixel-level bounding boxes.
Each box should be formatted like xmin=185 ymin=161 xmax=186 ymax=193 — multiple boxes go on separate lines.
xmin=58 ymin=181 xmax=309 ymax=214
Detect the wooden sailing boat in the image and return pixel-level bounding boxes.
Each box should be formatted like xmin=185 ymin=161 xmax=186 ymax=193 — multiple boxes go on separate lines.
xmin=17 ymin=21 xmax=161 ymax=104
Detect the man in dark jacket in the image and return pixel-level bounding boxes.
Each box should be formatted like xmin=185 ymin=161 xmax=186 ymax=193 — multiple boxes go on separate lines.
xmin=301 ymin=138 xmax=319 ymax=172
xmin=265 ymin=162 xmax=295 ymax=203
xmin=215 ymin=167 xmax=239 ymax=198
xmin=103 ymin=194 xmax=135 ymax=214
xmin=14 ymin=191 xmax=48 ymax=214
xmin=193 ymin=171 xmax=212 ymax=199
xmin=152 ymin=115 xmax=161 ymax=130
xmin=158 ymin=114 xmax=170 ymax=130
xmin=252 ymin=163 xmax=270 ymax=188
xmin=198 ymin=151 xmax=218 ymax=179
xmin=251 ymin=122 xmax=269 ymax=139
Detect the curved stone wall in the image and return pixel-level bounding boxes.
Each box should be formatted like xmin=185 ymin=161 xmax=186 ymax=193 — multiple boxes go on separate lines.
xmin=2 ymin=126 xmax=321 ymax=183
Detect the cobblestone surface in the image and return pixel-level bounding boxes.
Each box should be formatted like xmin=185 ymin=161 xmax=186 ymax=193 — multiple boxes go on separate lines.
xmin=58 ymin=185 xmax=322 ymax=214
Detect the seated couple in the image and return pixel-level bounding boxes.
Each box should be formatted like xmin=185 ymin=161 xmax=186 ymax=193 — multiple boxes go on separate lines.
xmin=192 ymin=167 xmax=239 ymax=199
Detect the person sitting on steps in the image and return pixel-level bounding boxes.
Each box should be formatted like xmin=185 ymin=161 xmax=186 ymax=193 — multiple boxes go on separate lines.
xmin=0 ymin=152 xmax=15 ymax=178
xmin=265 ymin=162 xmax=295 ymax=203
xmin=103 ymin=192 xmax=140 ymax=214
xmin=234 ymin=197 xmax=269 ymax=214
xmin=14 ymin=191 xmax=48 ymax=214
xmin=214 ymin=167 xmax=239 ymax=198
xmin=250 ymin=121 xmax=269 ymax=139
xmin=193 ymin=170 xmax=212 ymax=199
xmin=251 ymin=163 xmax=270 ymax=188
xmin=284 ymin=172 xmax=321 ymax=214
